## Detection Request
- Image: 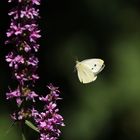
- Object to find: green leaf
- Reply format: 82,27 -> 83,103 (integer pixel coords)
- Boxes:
25,120 -> 39,133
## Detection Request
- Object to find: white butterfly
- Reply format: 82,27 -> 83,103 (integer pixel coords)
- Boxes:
75,58 -> 105,84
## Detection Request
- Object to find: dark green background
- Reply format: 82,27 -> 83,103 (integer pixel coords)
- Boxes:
0,0 -> 140,140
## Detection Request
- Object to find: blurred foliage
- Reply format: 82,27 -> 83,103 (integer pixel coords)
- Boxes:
0,0 -> 140,140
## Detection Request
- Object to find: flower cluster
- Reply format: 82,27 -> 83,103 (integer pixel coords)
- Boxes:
6,0 -> 40,107
32,84 -> 65,140
6,0 -> 64,139
8,0 -> 40,5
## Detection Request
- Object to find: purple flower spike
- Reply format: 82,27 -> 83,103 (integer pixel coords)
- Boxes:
6,0 -> 40,120
6,0 -> 64,139
6,88 -> 21,100
32,84 -> 65,140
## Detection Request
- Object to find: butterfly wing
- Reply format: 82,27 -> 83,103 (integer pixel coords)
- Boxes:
81,59 -> 104,74
76,62 -> 97,84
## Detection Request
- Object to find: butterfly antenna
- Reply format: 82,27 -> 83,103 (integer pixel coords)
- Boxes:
73,56 -> 78,72
75,56 -> 79,64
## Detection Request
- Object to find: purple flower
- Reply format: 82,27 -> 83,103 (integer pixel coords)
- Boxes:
32,84 -> 64,140
40,133 -> 57,140
8,0 -> 22,2
25,24 -> 37,31
24,24 -> 41,42
8,10 -> 18,19
27,56 -> 39,66
23,41 -> 31,52
31,0 -> 40,5
39,84 -> 61,103
6,88 -> 21,100
31,108 -> 39,118
21,7 -> 39,19
15,72 -> 28,84
6,87 -> 23,106
33,44 -> 40,52
11,108 -> 32,121
6,53 -> 24,69
7,22 -> 25,37
47,84 -> 60,94
26,91 -> 38,102
31,74 -> 39,82
29,29 -> 41,42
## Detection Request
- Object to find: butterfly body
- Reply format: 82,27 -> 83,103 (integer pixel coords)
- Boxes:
75,59 -> 105,84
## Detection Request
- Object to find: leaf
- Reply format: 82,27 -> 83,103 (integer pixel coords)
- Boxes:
25,120 -> 39,133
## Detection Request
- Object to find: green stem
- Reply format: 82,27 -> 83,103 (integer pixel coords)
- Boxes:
22,133 -> 26,140
20,121 -> 26,140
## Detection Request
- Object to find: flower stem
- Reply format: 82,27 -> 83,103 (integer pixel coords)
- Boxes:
22,133 -> 26,140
